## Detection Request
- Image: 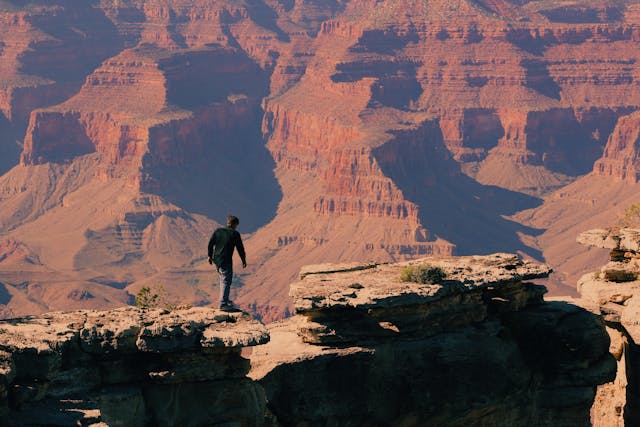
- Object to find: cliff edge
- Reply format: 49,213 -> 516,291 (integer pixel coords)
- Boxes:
0,253 -> 615,426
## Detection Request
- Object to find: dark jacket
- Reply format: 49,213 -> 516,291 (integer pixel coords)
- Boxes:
207,227 -> 246,268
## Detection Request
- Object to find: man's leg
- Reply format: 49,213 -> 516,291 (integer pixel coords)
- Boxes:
217,264 -> 233,306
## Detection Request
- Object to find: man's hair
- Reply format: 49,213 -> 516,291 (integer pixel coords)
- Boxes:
227,215 -> 240,227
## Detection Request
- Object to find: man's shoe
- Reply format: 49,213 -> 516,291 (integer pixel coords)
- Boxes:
219,300 -> 234,310
220,300 -> 241,312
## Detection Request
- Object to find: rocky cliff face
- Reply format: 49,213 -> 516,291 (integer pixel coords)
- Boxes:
0,0 -> 123,173
2,0 -> 640,320
574,228 -> 640,426
0,253 -> 616,426
593,111 -> 640,182
0,306 -> 270,426
252,253 -> 615,426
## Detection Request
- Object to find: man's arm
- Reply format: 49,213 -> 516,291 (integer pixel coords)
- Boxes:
235,231 -> 247,268
207,232 -> 217,264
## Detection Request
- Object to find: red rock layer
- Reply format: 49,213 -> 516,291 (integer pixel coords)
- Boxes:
4,0 -> 640,320
0,1 -> 122,119
593,111 -> 640,182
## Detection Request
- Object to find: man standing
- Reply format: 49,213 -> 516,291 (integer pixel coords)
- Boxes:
207,215 -> 247,310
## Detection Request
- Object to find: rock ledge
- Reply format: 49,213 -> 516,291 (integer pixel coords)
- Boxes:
0,307 -> 268,426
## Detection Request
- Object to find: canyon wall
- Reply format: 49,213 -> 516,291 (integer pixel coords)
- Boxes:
2,0 -> 640,320
593,111 -> 640,183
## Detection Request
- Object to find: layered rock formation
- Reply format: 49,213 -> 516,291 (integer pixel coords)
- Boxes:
242,0 -> 640,317
2,0 -> 640,320
0,0 -> 283,318
0,306 -> 269,426
0,0 -> 123,173
593,111 -> 640,183
574,228 -> 640,426
0,253 -> 616,426
251,253 -> 615,426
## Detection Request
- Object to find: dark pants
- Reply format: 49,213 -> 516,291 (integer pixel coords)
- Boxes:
216,264 -> 233,306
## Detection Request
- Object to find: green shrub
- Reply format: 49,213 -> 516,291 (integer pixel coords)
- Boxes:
620,203 -> 640,227
400,264 -> 446,284
135,286 -> 159,308
135,285 -> 177,310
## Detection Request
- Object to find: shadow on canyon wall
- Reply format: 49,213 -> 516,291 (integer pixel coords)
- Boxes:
0,117 -> 22,175
375,121 -> 545,258
524,108 -> 622,177
149,50 -> 282,233
152,117 -> 282,234
18,0 -> 124,83
0,283 -> 11,306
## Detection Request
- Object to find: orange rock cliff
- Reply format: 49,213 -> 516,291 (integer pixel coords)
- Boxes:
2,0 -> 640,320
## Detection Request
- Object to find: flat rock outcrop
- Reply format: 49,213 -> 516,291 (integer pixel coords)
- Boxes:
0,307 -> 269,426
576,228 -> 640,426
251,253 -> 615,426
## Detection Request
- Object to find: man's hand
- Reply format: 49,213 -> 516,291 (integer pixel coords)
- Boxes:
242,261 -> 247,268
208,256 -> 213,265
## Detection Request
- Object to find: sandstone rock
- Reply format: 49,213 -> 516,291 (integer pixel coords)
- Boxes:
0,306 -> 269,426
0,253 -> 618,426
591,326 -> 628,427
577,229 -> 640,344
593,111 -> 640,183
99,387 -> 147,427
620,296 -> 640,344
143,379 -> 267,427
0,351 -> 15,387
577,228 -> 640,253
290,254 -> 550,345
135,308 -> 269,352
577,228 -> 625,250
576,227 -> 640,425
292,254 -> 551,313
602,262 -> 639,282
147,351 -> 250,384
80,307 -> 143,354
255,317 -> 530,426
252,254 -> 612,427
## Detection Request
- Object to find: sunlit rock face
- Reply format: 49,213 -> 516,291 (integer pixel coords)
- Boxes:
2,0 -> 640,321
576,228 -> 640,426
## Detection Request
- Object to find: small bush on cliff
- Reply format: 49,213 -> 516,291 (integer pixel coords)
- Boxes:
135,285 -> 177,310
620,203 -> 640,227
400,264 -> 446,284
135,287 -> 158,308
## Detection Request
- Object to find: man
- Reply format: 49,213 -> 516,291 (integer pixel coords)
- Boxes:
207,215 -> 247,309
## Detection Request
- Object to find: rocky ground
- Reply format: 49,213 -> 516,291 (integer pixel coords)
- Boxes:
0,253 -> 617,426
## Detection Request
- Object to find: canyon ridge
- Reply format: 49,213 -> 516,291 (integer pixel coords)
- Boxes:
1,0 -> 640,321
